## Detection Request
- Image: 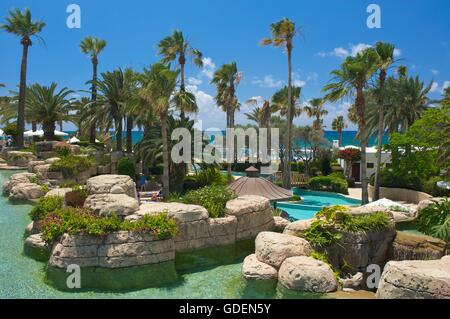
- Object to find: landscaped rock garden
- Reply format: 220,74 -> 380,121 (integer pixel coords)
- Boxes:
19,174 -> 277,290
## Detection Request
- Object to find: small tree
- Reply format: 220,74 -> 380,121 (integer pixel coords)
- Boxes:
336,148 -> 361,179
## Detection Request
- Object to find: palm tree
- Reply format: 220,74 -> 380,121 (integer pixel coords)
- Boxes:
323,49 -> 378,204
304,98 -> 328,131
271,86 -> 302,168
80,36 -> 107,144
331,115 -> 347,147
93,69 -> 126,152
25,83 -> 73,140
137,63 -> 178,198
1,8 -> 45,148
158,30 -> 203,117
261,18 -> 299,188
211,62 -> 241,181
372,42 -> 395,201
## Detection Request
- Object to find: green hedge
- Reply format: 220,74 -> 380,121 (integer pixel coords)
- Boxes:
178,185 -> 236,218
309,175 -> 348,194
49,155 -> 95,178
117,157 -> 135,179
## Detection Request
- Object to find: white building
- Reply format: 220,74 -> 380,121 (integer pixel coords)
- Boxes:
337,145 -> 392,182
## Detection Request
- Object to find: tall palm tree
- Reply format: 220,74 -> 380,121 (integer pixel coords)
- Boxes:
304,98 -> 328,131
80,36 -> 107,144
1,8 -> 45,148
331,115 -> 347,147
158,30 -> 203,117
373,42 -> 395,201
211,62 -> 241,181
272,86 -> 302,168
323,49 -> 378,204
261,18 -> 299,188
25,83 -> 73,140
93,69 -> 126,152
137,63 -> 178,198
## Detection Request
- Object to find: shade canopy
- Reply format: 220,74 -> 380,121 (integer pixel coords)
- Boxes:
24,130 -> 68,137
68,136 -> 80,144
227,166 -> 293,201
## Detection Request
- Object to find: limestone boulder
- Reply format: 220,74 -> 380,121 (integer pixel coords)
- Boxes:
44,157 -> 61,164
273,216 -> 291,232
35,164 -> 51,179
255,231 -> 312,268
3,172 -> 37,195
376,256 -> 450,299
225,195 -> 270,216
45,188 -> 72,198
86,174 -> 137,198
6,151 -> 36,167
35,141 -> 58,153
340,272 -> 364,291
242,254 -> 278,280
278,256 -> 338,293
283,219 -> 314,237
28,160 -> 46,173
9,183 -> 45,201
418,198 -> 444,212
84,193 -> 139,217
23,233 -> 50,261
127,202 -> 209,223
388,231 -> 447,261
24,233 -> 48,251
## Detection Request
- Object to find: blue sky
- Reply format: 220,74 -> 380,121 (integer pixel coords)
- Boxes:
0,0 -> 449,131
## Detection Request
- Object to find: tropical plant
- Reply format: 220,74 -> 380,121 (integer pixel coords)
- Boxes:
323,48 -> 379,204
331,115 -> 347,147
309,175 -> 349,194
24,83 -> 73,140
372,42 -> 395,201
416,199 -> 450,242
211,62 -> 241,182
80,36 -> 107,143
1,8 -> 45,147
336,148 -> 361,179
180,185 -> 236,218
137,63 -> 179,198
261,18 -> 299,189
304,98 -> 328,131
157,30 -> 203,117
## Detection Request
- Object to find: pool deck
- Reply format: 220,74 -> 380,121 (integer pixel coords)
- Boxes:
346,184 -> 372,201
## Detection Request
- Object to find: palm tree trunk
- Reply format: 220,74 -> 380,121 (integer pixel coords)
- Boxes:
43,120 -> 55,141
89,59 -> 98,144
161,112 -> 170,198
284,46 -> 293,189
126,116 -> 133,153
357,89 -> 369,204
116,117 -> 123,151
374,70 -> 386,201
17,42 -> 29,148
338,129 -> 342,147
226,108 -> 232,182
179,56 -> 186,118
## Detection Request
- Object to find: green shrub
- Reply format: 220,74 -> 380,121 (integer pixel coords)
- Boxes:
301,206 -> 391,247
40,208 -> 178,243
29,196 -> 65,222
117,157 -> 135,179
416,198 -> 450,242
54,143 -> 71,157
328,172 -> 345,179
291,162 -> 298,172
49,155 -> 95,178
149,164 -> 164,175
309,175 -> 348,194
180,185 -> 236,218
320,157 -> 332,176
291,195 -> 301,201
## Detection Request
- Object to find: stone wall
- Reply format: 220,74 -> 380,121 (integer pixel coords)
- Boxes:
388,231 -> 447,261
368,184 -> 432,204
49,232 -> 175,269
126,195 -> 275,253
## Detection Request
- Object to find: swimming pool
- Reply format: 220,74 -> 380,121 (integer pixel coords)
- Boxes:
276,189 -> 361,221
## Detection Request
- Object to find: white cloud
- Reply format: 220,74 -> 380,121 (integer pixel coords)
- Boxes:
201,57 -> 216,79
319,43 -> 401,59
187,77 -> 203,85
186,84 -> 226,128
430,69 -> 440,76
252,75 -> 284,88
430,82 -> 440,93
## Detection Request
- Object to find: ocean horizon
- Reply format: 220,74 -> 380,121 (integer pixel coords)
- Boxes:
63,130 -> 389,147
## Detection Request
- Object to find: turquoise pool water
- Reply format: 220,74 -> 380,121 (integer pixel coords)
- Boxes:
276,189 -> 361,221
0,170 -> 320,299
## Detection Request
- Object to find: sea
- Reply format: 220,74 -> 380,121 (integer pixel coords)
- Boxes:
63,130 -> 389,147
